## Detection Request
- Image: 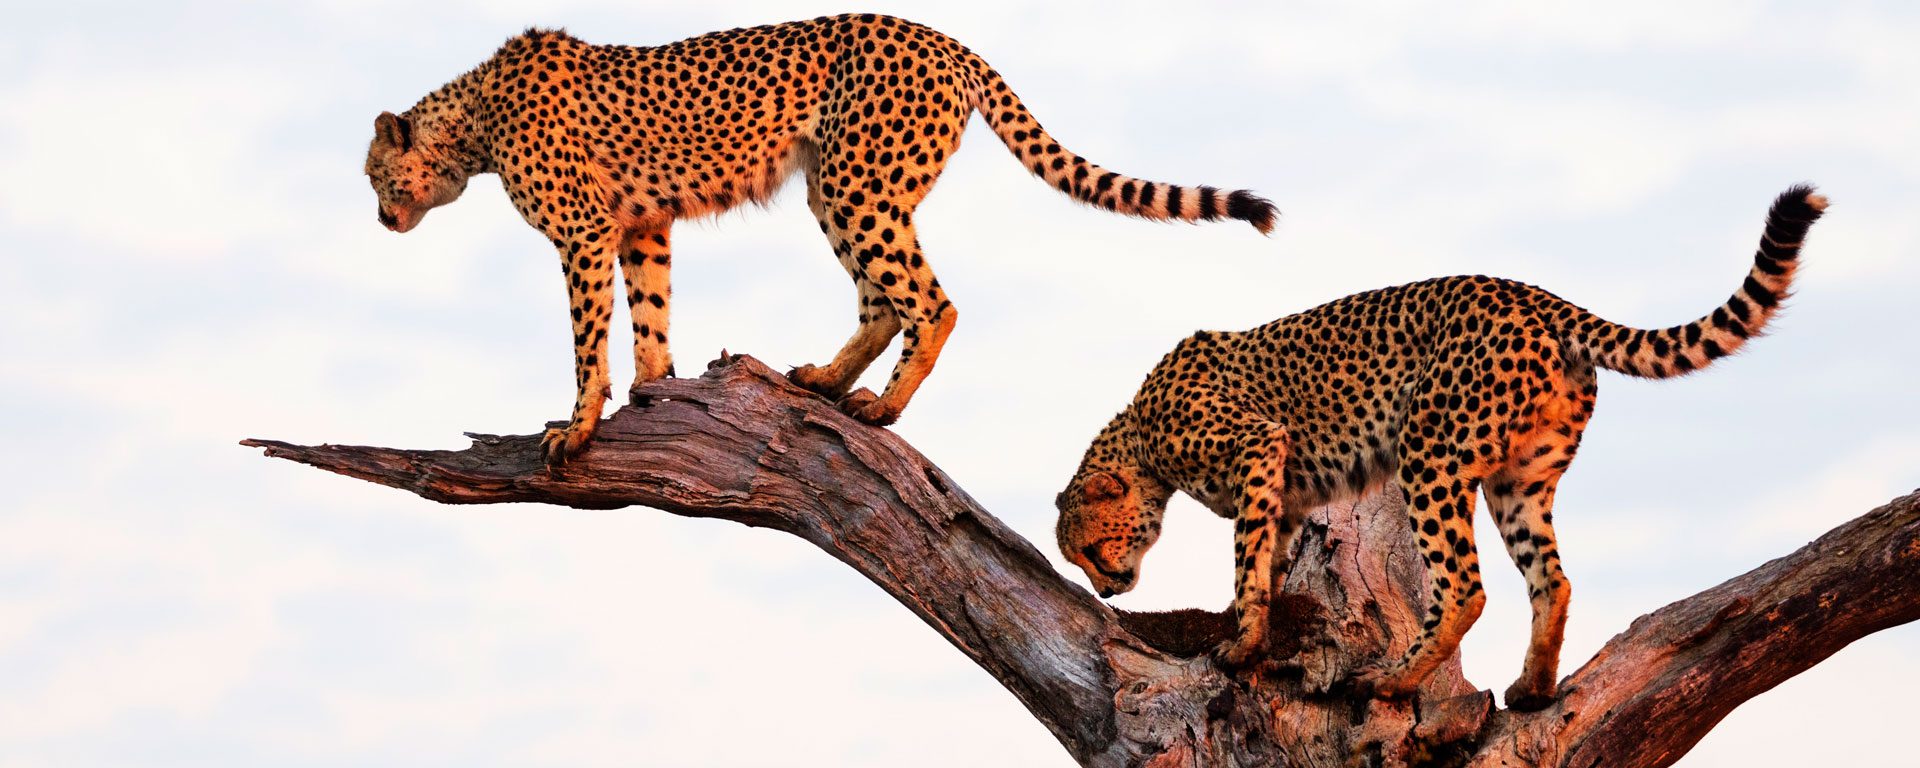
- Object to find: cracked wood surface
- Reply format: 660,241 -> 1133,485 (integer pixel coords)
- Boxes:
245,354 -> 1920,767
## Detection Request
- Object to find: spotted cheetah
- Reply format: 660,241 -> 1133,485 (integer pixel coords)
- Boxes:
1055,187 -> 1826,709
363,14 -> 1277,465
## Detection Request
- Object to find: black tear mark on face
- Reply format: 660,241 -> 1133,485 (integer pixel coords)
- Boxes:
1081,544 -> 1135,582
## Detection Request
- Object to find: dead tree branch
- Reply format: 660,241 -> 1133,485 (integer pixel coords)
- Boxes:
244,354 -> 1920,767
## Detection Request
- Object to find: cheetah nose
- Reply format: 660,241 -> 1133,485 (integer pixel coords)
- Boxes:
377,207 -> 399,230
1098,588 -> 1116,599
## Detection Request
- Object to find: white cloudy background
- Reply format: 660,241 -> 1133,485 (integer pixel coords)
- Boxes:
3,1 -> 1917,765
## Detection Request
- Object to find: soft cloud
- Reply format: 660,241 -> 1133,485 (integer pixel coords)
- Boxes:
0,66 -> 304,260
1739,436 -> 1920,548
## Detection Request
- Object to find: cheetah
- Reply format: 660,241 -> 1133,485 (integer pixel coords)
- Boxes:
1055,187 -> 1827,710
362,14 -> 1277,465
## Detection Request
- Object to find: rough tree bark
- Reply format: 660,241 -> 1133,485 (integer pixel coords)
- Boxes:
243,354 -> 1920,767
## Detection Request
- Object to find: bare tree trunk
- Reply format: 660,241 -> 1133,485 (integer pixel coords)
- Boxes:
243,354 -> 1920,767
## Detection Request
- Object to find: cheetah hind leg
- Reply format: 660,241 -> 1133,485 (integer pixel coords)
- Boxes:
796,221 -> 949,427
788,172 -> 903,403
1353,475 -> 1488,698
1487,469 -> 1573,712
837,226 -> 955,427
621,227 -> 676,407
788,282 -> 898,401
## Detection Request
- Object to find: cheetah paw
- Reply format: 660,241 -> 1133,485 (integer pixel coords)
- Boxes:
1351,660 -> 1418,700
786,364 -> 848,399
631,363 -> 676,406
1213,632 -> 1269,670
837,387 -> 899,426
540,423 -> 594,466
1503,677 -> 1558,712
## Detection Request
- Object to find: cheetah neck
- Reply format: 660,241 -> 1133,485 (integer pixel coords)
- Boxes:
405,65 -> 495,177
1079,411 -> 1176,510
1077,411 -> 1141,476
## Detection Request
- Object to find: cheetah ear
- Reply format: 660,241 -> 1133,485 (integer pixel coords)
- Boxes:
375,111 -> 413,151
1084,472 -> 1127,502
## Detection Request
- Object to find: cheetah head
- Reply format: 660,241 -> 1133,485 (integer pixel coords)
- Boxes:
365,111 -> 470,233
1055,469 -> 1165,599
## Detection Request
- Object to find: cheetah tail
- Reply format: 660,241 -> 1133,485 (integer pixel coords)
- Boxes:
953,47 -> 1278,234
1564,185 -> 1827,379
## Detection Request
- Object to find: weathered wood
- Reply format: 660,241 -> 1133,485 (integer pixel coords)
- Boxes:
1471,488 -> 1920,768
244,354 -> 1920,767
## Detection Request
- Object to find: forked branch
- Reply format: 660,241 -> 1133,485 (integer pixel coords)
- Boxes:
244,354 -> 1920,767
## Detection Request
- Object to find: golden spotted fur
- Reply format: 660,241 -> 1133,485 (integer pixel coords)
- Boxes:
1056,188 -> 1826,709
363,14 -> 1275,464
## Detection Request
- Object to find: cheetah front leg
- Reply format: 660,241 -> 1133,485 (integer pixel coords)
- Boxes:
538,225 -> 621,466
621,227 -> 674,404
1216,423 -> 1302,668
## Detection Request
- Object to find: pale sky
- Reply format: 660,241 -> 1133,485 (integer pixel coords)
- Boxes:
3,1 -> 1917,765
